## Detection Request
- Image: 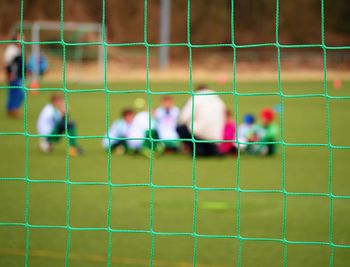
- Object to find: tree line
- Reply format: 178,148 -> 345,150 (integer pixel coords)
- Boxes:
1,0 -> 349,45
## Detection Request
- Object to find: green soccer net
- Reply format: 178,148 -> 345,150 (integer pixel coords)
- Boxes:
0,0 -> 350,266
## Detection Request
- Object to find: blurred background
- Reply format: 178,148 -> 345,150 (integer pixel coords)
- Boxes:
0,0 -> 349,82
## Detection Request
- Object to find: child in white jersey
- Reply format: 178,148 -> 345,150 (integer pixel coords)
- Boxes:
154,95 -> 180,151
102,108 -> 134,154
237,114 -> 260,153
126,99 -> 164,157
37,93 -> 83,156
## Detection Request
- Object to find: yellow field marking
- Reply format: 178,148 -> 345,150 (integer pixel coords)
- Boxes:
0,247 -> 224,267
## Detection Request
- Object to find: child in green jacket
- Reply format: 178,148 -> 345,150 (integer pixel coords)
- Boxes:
257,108 -> 279,156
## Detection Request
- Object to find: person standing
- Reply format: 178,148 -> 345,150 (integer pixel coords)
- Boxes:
3,33 -> 26,118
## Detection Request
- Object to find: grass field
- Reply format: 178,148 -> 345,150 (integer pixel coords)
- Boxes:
1,80 -> 350,267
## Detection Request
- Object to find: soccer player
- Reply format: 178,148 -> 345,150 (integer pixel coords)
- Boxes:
256,108 -> 279,156
237,113 -> 260,153
218,109 -> 237,155
3,33 -> 26,118
177,85 -> 226,156
37,93 -> 83,156
102,108 -> 134,154
154,95 -> 180,151
126,98 -> 164,157
126,108 -> 164,157
126,110 -> 157,156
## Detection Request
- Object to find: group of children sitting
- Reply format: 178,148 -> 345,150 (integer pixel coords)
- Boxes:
218,109 -> 279,156
101,95 -> 279,157
37,92 -> 279,157
102,96 -> 180,157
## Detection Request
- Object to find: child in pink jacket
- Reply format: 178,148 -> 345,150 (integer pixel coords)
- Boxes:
218,110 -> 237,155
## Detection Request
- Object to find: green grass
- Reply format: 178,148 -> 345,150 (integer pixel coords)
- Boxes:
0,80 -> 350,267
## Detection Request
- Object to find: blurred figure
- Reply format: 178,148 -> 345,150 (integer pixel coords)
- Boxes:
177,85 -> 226,156
256,108 -> 279,156
27,51 -> 49,91
3,33 -> 26,118
102,108 -> 134,154
154,95 -> 180,152
237,113 -> 260,153
127,99 -> 163,157
218,109 -> 237,155
37,93 -> 83,156
27,52 -> 49,77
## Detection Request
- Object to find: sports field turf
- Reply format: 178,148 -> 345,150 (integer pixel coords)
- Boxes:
0,80 -> 350,266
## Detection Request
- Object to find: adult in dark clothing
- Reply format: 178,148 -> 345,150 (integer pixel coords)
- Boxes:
3,33 -> 26,118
